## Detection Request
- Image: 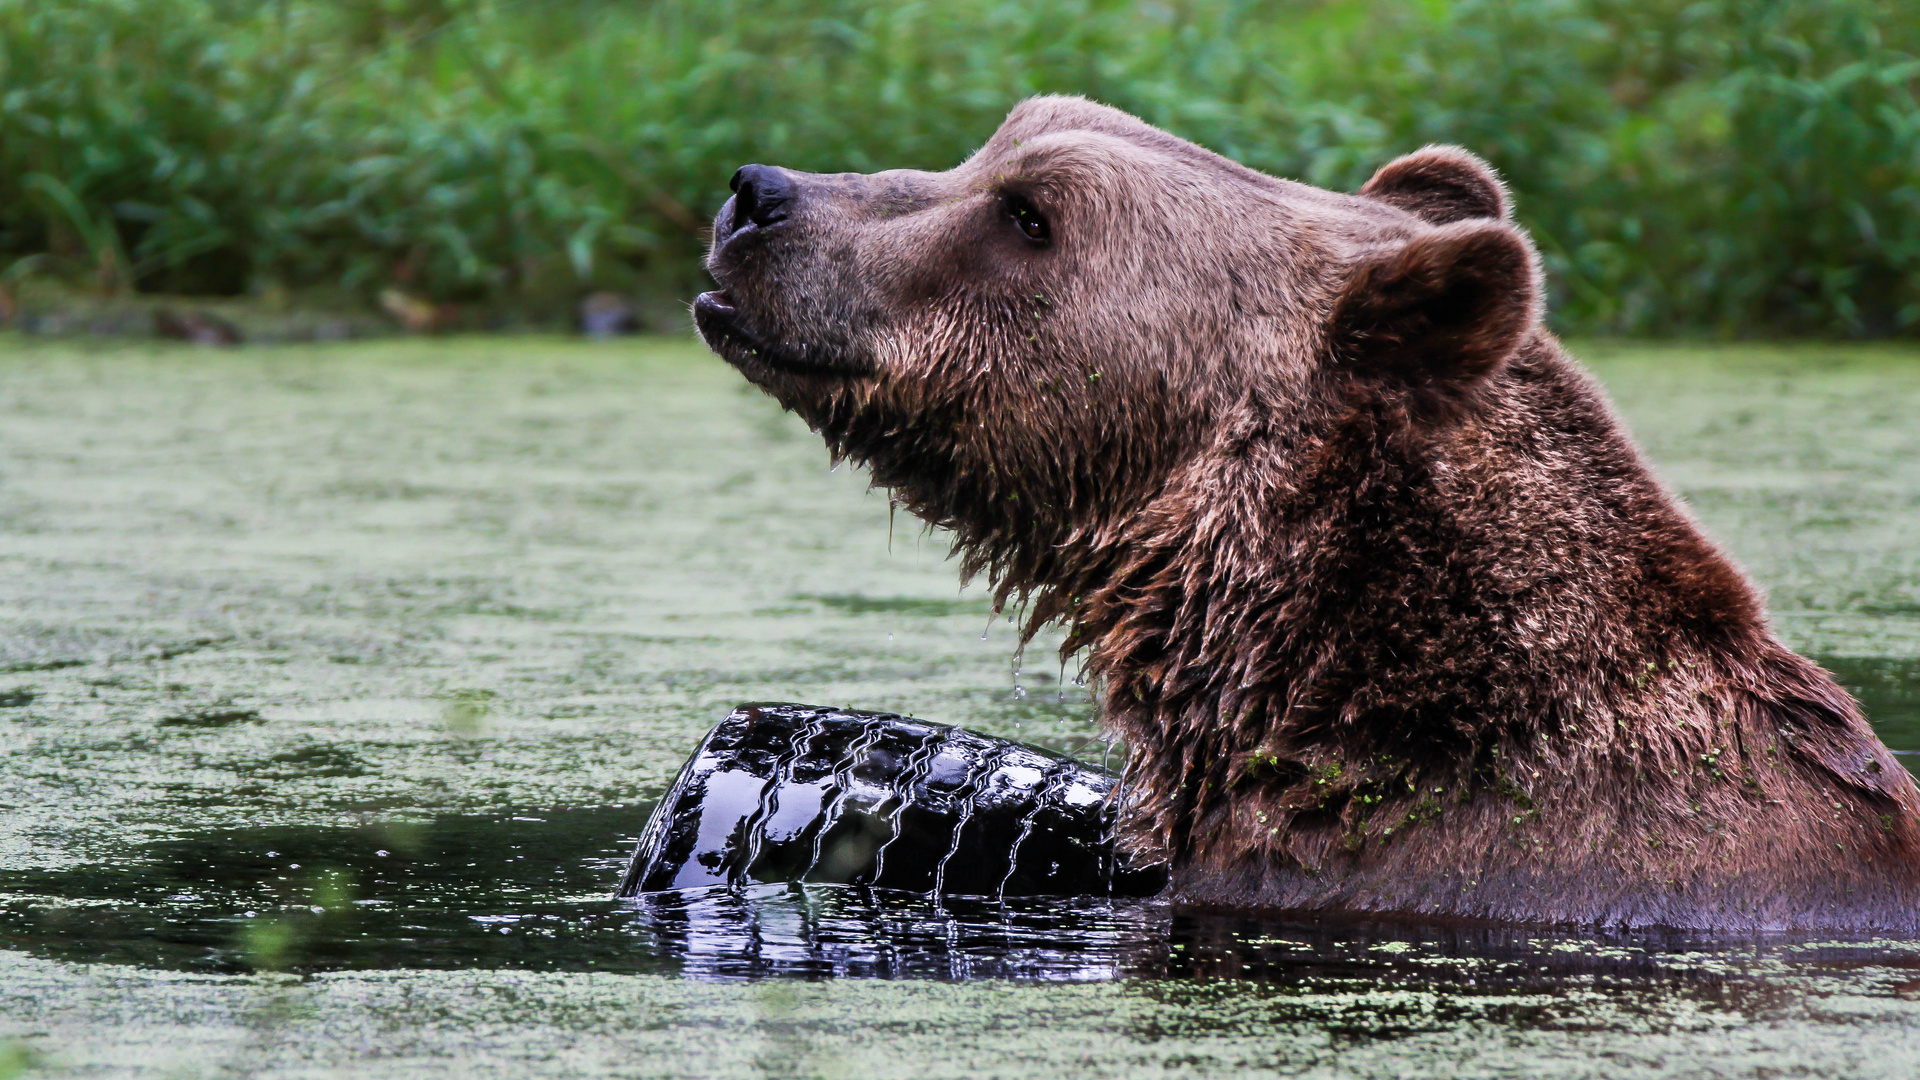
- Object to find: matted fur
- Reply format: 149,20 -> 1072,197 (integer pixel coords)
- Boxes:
694,96 -> 1920,930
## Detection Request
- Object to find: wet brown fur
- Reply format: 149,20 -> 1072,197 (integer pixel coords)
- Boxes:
695,96 -> 1920,930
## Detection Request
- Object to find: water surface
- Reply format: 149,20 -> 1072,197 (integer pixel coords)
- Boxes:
2,336 -> 1919,1077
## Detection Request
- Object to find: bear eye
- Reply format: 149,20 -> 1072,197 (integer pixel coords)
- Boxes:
1005,195 -> 1050,244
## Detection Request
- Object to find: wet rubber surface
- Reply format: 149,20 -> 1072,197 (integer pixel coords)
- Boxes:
620,704 -> 1164,898
2,336 -> 1919,1077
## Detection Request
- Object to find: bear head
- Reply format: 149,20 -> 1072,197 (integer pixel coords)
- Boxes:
695,96 -> 1539,621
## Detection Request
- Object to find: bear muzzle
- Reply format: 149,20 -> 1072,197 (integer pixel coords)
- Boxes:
698,164 -> 877,381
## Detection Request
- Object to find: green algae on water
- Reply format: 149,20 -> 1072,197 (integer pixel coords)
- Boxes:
2,335 -> 1920,1078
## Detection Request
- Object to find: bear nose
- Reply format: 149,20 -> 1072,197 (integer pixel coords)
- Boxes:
729,164 -> 792,229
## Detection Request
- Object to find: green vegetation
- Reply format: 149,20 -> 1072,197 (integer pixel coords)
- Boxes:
1,0 -> 1915,335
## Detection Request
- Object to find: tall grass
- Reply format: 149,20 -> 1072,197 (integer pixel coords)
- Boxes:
1,0 -> 1915,335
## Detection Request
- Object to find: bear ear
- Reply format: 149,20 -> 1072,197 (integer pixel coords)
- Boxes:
1328,220 -> 1540,407
1360,146 -> 1510,225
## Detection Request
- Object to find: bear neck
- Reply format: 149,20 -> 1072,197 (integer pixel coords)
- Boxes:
1065,338 -> 1920,913
822,382 -> 1187,628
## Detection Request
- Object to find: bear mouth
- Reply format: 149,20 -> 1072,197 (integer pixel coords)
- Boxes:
693,292 -> 868,379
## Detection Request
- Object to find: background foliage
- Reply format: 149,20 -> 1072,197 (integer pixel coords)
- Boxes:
1,0 -> 1915,335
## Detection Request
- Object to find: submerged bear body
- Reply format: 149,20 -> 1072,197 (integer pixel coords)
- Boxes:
693,96 -> 1920,930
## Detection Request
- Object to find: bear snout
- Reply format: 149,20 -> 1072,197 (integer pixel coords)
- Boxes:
725,164 -> 795,238
699,163 -> 883,383
711,164 -> 797,269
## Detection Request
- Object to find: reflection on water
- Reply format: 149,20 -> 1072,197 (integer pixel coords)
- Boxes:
627,885 -> 1920,1029
8,802 -> 1920,1029
0,806 -> 650,975
632,886 -> 1164,982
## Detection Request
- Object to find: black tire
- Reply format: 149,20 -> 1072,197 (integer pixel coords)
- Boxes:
618,703 -> 1165,899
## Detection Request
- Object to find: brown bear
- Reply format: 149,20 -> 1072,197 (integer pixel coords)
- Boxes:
693,95 -> 1920,930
